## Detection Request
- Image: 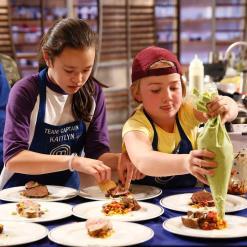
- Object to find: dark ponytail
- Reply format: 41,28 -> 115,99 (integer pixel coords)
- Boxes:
38,18 -> 98,122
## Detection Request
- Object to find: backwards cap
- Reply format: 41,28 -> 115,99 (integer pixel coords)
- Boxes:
131,46 -> 182,83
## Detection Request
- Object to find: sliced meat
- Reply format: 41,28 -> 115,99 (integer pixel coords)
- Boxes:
86,218 -> 113,238
22,185 -> 49,198
16,200 -> 45,218
191,190 -> 214,206
181,210 -> 207,229
121,197 -> 141,211
106,183 -> 130,197
25,181 -> 40,189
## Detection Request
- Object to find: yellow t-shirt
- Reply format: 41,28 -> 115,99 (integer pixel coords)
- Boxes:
122,102 -> 201,153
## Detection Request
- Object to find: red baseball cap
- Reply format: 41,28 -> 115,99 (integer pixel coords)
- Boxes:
131,46 -> 182,83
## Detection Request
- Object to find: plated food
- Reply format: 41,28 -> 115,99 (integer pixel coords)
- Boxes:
160,192 -> 247,213
163,215 -> 247,239
0,185 -> 78,202
86,218 -> 113,238
99,180 -> 117,194
181,210 -> 227,230
105,183 -> 130,198
16,200 -> 45,218
99,180 -> 131,198
72,200 -> 164,222
48,221 -> 154,246
20,181 -> 49,198
0,201 -> 72,223
189,190 -> 215,208
102,196 -> 141,216
181,191 -> 227,231
79,184 -> 162,201
0,223 -> 3,234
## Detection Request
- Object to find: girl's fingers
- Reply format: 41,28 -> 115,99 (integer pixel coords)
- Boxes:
125,166 -> 134,191
193,164 -> 215,176
137,172 -> 145,180
190,149 -> 215,159
95,164 -> 111,182
208,104 -> 228,117
207,96 -> 231,120
91,169 -> 101,183
105,166 -> 111,181
104,165 -> 111,181
117,156 -> 125,184
96,166 -> 106,182
132,168 -> 140,180
194,173 -> 209,185
193,158 -> 217,168
207,95 -> 223,108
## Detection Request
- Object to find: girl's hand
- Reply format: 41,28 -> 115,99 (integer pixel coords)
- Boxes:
117,152 -> 145,190
73,157 -> 111,183
207,95 -> 238,124
186,149 -> 217,185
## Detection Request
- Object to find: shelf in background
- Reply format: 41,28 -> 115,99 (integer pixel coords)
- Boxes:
10,0 -> 98,76
180,0 -> 247,64
155,0 -> 179,56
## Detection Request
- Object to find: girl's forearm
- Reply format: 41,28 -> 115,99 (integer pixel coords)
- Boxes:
6,150 -> 71,174
132,151 -> 189,177
6,150 -> 120,175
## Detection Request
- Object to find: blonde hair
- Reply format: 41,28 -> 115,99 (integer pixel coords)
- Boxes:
131,60 -> 186,103
131,79 -> 141,103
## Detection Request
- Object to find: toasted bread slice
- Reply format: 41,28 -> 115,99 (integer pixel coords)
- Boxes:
99,180 -> 117,193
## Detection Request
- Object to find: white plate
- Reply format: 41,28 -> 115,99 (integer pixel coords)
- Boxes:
0,221 -> 48,246
160,193 -> 247,213
0,202 -> 72,222
163,215 -> 247,239
72,200 -> 164,222
79,184 -> 162,201
0,185 -> 78,202
48,221 -> 154,246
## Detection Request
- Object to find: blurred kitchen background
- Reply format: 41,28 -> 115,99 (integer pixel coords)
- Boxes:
0,0 -> 247,152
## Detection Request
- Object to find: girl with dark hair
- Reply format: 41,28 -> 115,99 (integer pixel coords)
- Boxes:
0,18 -> 131,189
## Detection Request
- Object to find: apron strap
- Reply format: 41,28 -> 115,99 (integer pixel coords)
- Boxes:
143,109 -> 158,151
175,114 -> 193,152
37,68 -> 48,124
143,109 -> 192,153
